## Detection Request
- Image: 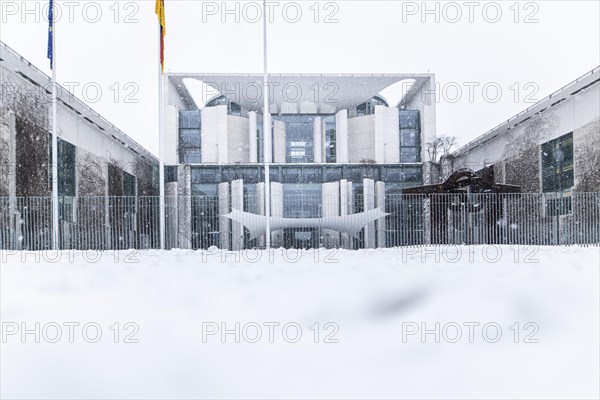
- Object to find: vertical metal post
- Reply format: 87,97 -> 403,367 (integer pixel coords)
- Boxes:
158,27 -> 165,250
263,0 -> 271,249
51,11 -> 59,250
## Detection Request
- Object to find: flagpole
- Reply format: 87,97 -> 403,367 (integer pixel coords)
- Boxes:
262,0 -> 271,250
51,5 -> 59,251
158,26 -> 165,250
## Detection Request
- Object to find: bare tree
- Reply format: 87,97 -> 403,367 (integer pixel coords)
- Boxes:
426,135 -> 458,162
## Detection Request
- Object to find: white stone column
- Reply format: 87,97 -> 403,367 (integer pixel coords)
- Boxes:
177,165 -> 192,249
322,181 -> 340,248
273,120 -> 286,163
384,107 -> 400,163
248,111 -> 258,163
216,105 -> 229,164
256,182 -> 265,247
218,182 -> 230,250
375,181 -> 386,248
374,106 -> 386,164
231,179 -> 244,250
339,179 -> 349,249
421,75 -> 437,163
346,181 -> 354,249
165,182 -> 178,250
313,116 -> 322,163
363,178 -> 376,249
270,182 -> 284,247
335,109 -> 348,163
163,104 -> 179,165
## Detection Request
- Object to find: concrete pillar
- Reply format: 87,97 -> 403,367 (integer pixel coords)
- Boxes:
375,181 -> 386,248
374,106 -> 386,164
440,155 -> 454,181
231,179 -> 244,250
313,116 -> 322,163
164,104 -> 179,165
256,182 -> 265,247
423,161 -> 441,185
423,198 -> 432,245
165,181 -> 178,250
335,109 -> 348,163
218,182 -> 230,250
346,181 -> 354,249
363,178 -> 376,249
273,120 -> 286,163
321,118 -> 328,162
270,182 -> 284,247
177,165 -> 192,249
216,105 -> 229,164
421,75 -> 437,163
322,181 -> 340,248
384,107 -> 400,163
248,111 -> 258,163
339,179 -> 349,249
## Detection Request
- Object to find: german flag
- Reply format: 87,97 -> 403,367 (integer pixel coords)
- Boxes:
155,0 -> 166,72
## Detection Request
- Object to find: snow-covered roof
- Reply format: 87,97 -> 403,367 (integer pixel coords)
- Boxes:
453,66 -> 600,157
0,41 -> 157,164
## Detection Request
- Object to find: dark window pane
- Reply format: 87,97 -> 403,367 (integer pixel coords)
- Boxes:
123,172 -> 136,197
323,167 -> 342,182
401,129 -> 419,146
222,168 -> 237,182
541,132 -> 573,193
181,148 -> 201,164
399,110 -> 420,129
301,167 -> 321,183
282,167 -> 301,183
180,111 -> 201,129
345,167 -> 364,182
240,167 -> 261,183
401,147 -> 420,163
180,129 -> 201,147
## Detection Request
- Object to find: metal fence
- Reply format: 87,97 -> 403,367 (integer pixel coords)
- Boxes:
0,193 -> 598,250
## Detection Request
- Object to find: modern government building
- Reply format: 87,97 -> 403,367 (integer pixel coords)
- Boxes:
160,73 -> 437,249
1,39 -> 598,250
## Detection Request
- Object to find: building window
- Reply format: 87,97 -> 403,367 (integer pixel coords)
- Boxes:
164,166 -> 178,184
541,132 -> 573,193
399,110 -> 421,163
179,110 -> 201,163
57,138 -> 76,197
123,172 -> 136,197
356,96 -> 388,116
324,115 -> 336,163
205,95 -> 242,116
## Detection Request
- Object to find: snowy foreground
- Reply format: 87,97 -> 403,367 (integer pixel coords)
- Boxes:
1,246 -> 599,399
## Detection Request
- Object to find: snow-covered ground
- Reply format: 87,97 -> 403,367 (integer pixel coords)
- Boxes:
1,246 -> 599,399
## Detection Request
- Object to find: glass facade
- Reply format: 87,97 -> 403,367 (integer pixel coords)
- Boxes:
189,164 -> 421,187
324,115 -> 336,163
179,110 -> 201,164
399,110 -> 421,163
205,95 -> 242,116
541,132 -> 574,193
57,138 -> 76,197
356,96 -> 389,116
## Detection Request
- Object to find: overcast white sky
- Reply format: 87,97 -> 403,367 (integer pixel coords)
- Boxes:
1,0 -> 599,156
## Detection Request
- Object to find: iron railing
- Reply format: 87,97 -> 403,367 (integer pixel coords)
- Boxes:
0,193 -> 598,250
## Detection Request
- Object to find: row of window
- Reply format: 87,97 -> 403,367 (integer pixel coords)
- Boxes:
184,165 -> 423,185
179,106 -> 422,165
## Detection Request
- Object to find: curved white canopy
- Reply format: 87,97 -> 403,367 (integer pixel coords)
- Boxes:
225,207 -> 389,240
